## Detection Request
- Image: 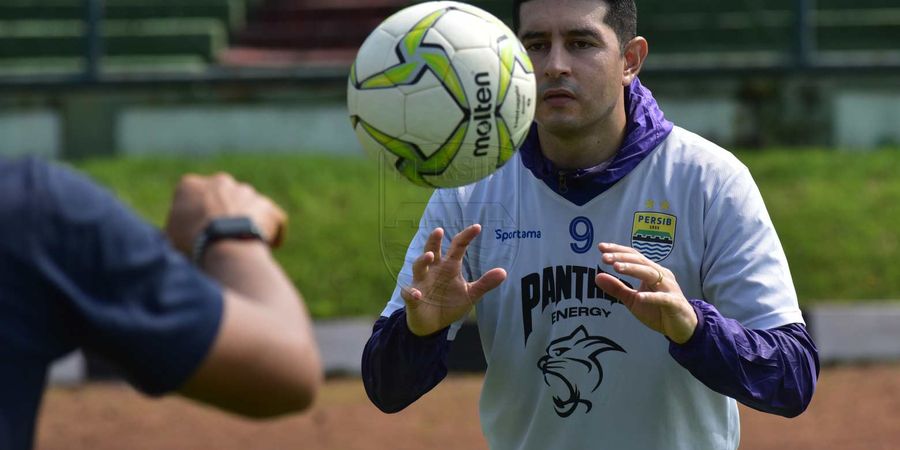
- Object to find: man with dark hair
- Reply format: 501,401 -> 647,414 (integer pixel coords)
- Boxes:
513,0 -> 636,48
0,158 -> 322,450
363,1 -> 818,448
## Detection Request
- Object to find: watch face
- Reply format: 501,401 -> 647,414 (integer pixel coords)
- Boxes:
209,217 -> 262,239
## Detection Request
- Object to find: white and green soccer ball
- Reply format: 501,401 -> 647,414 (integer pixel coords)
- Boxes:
348,1 -> 536,188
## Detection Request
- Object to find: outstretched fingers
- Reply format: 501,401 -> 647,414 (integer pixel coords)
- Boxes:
445,224 -> 482,262
595,273 -> 638,308
467,268 -> 507,302
411,251 -> 435,282
423,228 -> 444,261
400,285 -> 423,309
600,251 -> 650,266
596,273 -> 674,309
599,242 -> 667,291
609,260 -> 664,289
598,242 -> 641,256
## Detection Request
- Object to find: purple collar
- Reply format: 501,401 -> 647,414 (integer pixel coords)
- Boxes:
518,78 -> 673,206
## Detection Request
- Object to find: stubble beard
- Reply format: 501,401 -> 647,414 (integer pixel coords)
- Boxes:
536,98 -> 615,140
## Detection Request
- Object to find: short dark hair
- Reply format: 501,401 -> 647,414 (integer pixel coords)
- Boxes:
513,0 -> 637,51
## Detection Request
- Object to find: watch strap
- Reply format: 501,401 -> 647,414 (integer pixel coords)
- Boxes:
191,216 -> 266,265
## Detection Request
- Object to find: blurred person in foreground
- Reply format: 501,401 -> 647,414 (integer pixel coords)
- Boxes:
362,0 -> 819,448
0,157 -> 322,450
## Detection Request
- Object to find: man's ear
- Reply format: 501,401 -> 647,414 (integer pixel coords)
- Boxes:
622,37 -> 648,86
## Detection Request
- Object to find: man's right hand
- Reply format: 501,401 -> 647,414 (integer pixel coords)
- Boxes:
401,224 -> 507,337
164,173 -> 287,258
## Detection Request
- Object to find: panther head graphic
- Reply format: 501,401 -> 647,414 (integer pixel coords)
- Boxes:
536,325 -> 625,418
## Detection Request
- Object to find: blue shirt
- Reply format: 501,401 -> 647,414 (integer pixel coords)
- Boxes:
0,157 -> 223,450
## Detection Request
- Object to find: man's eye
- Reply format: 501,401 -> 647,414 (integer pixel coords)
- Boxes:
525,42 -> 547,52
572,41 -> 592,49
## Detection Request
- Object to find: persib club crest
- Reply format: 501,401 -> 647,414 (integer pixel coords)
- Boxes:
631,212 -> 676,261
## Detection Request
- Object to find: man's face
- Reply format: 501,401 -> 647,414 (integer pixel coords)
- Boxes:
518,0 -> 627,137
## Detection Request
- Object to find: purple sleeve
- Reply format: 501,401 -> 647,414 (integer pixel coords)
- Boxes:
361,308 -> 450,413
669,299 -> 820,418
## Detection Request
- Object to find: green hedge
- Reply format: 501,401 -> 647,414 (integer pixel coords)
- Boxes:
72,149 -> 900,318
76,154 -> 430,319
0,1 -> 245,30
738,149 -> 900,305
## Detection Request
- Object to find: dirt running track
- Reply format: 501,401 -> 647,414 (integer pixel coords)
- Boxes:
37,363 -> 900,449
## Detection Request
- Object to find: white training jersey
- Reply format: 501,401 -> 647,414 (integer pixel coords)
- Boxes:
381,126 -> 804,450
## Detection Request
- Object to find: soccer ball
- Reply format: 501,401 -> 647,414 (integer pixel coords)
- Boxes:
347,1 -> 536,188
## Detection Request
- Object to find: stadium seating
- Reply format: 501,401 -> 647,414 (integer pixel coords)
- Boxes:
637,0 -> 900,70
443,0 -> 900,71
0,0 -> 897,76
815,8 -> 900,51
221,0 -> 409,68
0,19 -> 226,59
0,0 -> 244,76
0,1 -> 245,28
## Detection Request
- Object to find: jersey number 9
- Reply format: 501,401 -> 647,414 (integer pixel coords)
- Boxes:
569,216 -> 594,254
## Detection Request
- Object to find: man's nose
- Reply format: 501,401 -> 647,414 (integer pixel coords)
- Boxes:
544,44 -> 571,78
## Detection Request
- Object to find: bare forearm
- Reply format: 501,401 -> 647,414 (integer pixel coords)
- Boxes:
165,173 -> 322,416
201,241 -> 307,322
184,240 -> 322,416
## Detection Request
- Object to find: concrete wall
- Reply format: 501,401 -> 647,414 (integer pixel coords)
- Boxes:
0,110 -> 61,157
1,78 -> 898,159
118,104 -> 362,156
1,82 -> 366,159
834,91 -> 900,149
656,97 -> 739,146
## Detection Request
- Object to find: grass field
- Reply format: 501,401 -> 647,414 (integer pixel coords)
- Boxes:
71,148 -> 900,318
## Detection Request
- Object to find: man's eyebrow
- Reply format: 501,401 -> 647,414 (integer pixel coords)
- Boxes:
566,28 -> 604,41
519,28 -> 604,41
519,31 -> 549,41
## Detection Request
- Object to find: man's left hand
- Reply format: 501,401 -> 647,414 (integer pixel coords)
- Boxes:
595,242 -> 698,344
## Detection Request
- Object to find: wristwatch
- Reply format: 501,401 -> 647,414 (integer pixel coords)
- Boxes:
192,216 -> 266,265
